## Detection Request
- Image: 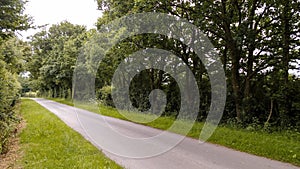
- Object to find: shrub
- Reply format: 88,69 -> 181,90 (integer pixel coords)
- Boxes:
22,91 -> 37,98
97,85 -> 114,107
0,60 -> 21,154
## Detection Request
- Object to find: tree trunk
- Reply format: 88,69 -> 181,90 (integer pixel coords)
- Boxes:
221,0 -> 243,121
282,0 -> 290,85
281,0 -> 291,125
222,47 -> 227,71
266,99 -> 273,124
231,51 -> 243,121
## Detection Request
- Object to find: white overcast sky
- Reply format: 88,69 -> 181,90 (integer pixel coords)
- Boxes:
19,0 -> 102,39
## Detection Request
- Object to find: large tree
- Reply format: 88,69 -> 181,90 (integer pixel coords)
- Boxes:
93,0 -> 300,127
0,0 -> 31,41
28,22 -> 87,98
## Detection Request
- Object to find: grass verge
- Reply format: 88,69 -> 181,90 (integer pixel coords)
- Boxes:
19,99 -> 122,169
50,98 -> 300,166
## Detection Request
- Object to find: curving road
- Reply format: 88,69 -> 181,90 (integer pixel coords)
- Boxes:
32,98 -> 299,169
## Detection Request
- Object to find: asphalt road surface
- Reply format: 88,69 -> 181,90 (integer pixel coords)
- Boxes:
32,98 -> 299,169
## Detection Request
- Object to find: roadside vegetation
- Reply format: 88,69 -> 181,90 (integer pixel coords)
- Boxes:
26,0 -> 300,132
51,98 -> 300,166
0,0 -> 31,156
1,0 -> 299,168
19,99 -> 122,169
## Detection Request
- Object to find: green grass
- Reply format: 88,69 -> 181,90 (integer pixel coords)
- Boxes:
19,99 -> 123,169
207,126 -> 299,164
50,98 -> 300,166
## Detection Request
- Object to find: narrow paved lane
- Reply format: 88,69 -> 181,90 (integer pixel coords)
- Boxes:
32,98 -> 299,169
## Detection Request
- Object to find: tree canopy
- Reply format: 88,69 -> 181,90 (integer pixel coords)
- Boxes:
0,0 -> 31,40
10,0 -> 300,132
90,0 -> 300,128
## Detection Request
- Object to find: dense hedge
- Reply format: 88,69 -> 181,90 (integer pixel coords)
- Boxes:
0,54 -> 22,154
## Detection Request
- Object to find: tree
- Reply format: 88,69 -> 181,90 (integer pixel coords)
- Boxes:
92,0 -> 300,128
0,0 -> 31,40
28,22 -> 87,98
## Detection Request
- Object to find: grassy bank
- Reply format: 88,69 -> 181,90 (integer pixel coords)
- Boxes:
50,98 -> 300,166
19,99 -> 122,169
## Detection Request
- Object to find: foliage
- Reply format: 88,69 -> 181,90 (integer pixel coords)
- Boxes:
97,85 -> 114,107
90,0 -> 300,129
0,37 -> 28,154
27,22 -> 88,98
0,0 -> 31,154
0,61 -> 20,154
28,0 -> 300,129
0,0 -> 31,40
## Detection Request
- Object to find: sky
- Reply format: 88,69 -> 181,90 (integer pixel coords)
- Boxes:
19,0 -> 102,39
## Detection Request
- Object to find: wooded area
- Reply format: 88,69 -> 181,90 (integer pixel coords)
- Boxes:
1,0 -> 300,154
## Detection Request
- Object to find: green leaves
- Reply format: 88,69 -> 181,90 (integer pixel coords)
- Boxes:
0,0 -> 31,40
92,0 -> 300,128
0,0 -> 31,154
28,21 -> 87,98
0,59 -> 21,154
